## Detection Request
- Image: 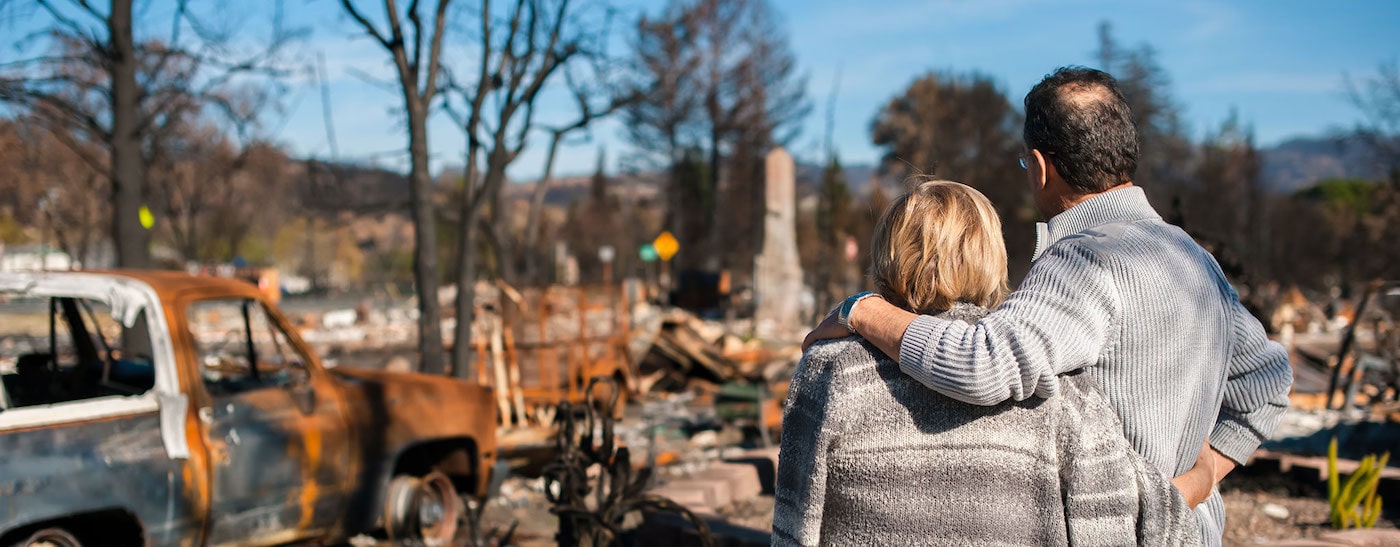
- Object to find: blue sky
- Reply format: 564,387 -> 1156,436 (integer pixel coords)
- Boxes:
7,1 -> 1400,181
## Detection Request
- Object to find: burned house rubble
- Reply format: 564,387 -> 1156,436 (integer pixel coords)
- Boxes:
4,267 -> 1399,545
277,275 -> 1400,545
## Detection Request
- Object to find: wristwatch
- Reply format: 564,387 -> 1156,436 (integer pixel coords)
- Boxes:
837,291 -> 881,333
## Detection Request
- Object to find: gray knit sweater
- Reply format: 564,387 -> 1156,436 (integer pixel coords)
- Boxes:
896,186 -> 1294,543
774,304 -> 1202,546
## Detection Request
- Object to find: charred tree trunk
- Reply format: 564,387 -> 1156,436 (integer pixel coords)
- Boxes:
341,0 -> 451,374
522,132 -> 565,284
452,205 -> 479,380
485,161 -> 517,286
109,0 -> 150,268
405,95 -> 445,375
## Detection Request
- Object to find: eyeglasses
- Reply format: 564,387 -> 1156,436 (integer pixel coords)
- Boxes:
1017,150 -> 1054,170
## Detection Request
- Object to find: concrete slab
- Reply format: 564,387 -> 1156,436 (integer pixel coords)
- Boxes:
724,447 -> 781,495
649,483 -> 712,510
691,462 -> 763,502
1315,529 -> 1400,546
1263,530 -> 1400,546
652,478 -> 733,511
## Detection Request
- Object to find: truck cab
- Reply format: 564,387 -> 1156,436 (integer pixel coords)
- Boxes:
0,271 -> 496,546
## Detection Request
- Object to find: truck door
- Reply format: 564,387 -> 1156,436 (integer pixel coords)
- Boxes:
187,298 -> 352,544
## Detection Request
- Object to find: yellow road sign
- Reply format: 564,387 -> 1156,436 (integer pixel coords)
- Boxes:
653,231 -> 679,261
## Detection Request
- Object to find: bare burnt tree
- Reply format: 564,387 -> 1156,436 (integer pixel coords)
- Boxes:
0,115 -> 108,266
622,0 -> 808,278
812,154 -> 852,310
1095,21 -> 1194,216
520,59 -> 638,284
622,7 -> 701,169
1347,61 -> 1400,177
559,152 -> 621,284
149,119 -> 292,263
200,83 -> 293,262
1341,61 -> 1400,285
622,5 -> 703,269
713,0 -> 809,285
692,0 -> 749,258
870,72 -> 1034,279
340,0 -> 452,374
439,0 -> 602,377
0,0 -> 297,269
1187,113 -> 1267,287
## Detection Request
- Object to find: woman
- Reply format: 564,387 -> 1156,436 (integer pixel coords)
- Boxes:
773,180 -> 1200,546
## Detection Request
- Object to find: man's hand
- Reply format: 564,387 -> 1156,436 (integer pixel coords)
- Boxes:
802,308 -> 853,352
1171,441 -> 1236,508
803,294 -> 916,363
1171,464 -> 1214,508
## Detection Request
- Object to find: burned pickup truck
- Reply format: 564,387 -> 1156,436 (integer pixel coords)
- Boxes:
0,271 -> 497,546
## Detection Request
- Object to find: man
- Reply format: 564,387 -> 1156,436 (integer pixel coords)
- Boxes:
805,66 -> 1293,544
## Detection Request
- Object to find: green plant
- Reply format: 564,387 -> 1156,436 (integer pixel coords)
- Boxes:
1328,436 -> 1389,529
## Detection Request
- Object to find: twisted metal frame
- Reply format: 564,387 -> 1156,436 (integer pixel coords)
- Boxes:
542,376 -> 714,547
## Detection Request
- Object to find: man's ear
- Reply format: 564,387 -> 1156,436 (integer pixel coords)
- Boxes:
1031,149 -> 1050,190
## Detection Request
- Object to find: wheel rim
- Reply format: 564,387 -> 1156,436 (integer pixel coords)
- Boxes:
416,471 -> 461,542
384,475 -> 423,541
24,528 -> 81,547
384,471 -> 461,543
418,486 -> 446,529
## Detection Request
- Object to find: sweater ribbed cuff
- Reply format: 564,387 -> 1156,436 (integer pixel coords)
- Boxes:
898,315 -> 950,378
1210,419 -> 1263,465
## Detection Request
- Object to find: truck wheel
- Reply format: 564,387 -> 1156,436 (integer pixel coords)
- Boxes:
19,528 -> 81,547
383,471 -> 461,543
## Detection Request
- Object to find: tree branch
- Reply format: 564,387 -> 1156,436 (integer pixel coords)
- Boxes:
421,0 -> 450,103
36,0 -> 102,45
31,117 -> 109,176
407,0 -> 424,78
70,0 -> 107,20
6,86 -> 113,143
340,0 -> 392,50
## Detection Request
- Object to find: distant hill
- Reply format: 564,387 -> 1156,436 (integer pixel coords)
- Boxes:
794,162 -> 879,198
818,137 -> 1394,198
309,136 -> 1388,215
1259,136 -> 1387,194
497,161 -> 881,206
501,170 -> 664,206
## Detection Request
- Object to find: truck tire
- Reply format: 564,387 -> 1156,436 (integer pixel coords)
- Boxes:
17,528 -> 81,547
383,470 -> 461,543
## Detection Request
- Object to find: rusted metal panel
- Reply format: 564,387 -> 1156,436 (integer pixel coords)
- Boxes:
196,384 -> 355,545
164,280 -> 361,544
0,412 -> 204,543
333,366 -> 499,497
471,283 -> 637,429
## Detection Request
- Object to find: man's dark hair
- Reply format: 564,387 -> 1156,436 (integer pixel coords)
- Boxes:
1023,66 -> 1138,194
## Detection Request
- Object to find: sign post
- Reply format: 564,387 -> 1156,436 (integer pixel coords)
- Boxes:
598,245 -> 615,285
638,244 -> 658,301
652,231 -> 680,303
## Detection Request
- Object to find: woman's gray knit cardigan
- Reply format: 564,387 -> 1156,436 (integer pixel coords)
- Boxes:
773,303 -> 1201,546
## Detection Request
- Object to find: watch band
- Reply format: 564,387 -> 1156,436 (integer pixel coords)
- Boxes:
838,291 -> 879,333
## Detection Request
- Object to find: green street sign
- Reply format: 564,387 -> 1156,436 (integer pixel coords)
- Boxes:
639,244 -> 658,263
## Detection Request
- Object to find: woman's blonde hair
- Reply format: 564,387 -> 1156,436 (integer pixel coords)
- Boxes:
869,179 -> 1009,313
